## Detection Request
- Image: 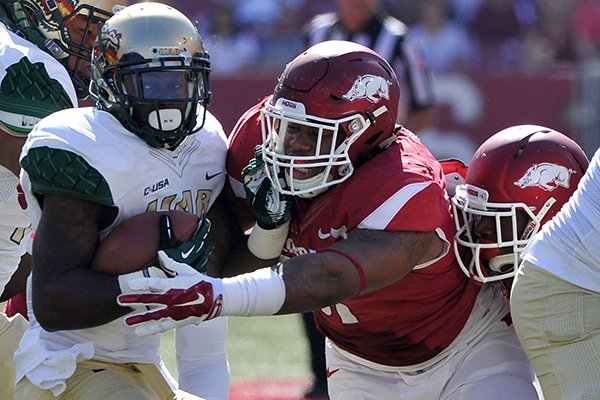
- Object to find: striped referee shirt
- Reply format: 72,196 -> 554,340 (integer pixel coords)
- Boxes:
303,12 -> 434,123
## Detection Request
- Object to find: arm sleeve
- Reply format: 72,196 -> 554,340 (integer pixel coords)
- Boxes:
175,317 -> 230,400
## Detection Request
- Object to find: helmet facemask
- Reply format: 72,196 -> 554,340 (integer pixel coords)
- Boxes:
58,4 -> 117,98
104,55 -> 209,149
261,97 -> 377,198
452,183 -> 552,283
451,124 -> 589,284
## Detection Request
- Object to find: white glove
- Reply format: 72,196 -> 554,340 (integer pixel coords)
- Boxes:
117,263 -> 176,295
117,250 -> 223,337
117,262 -> 178,315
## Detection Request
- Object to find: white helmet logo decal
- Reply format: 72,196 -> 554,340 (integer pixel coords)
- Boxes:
514,163 -> 576,191
342,74 -> 391,103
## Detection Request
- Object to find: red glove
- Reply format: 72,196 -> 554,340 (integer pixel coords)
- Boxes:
117,251 -> 223,336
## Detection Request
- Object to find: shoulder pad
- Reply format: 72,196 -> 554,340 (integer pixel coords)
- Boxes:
21,147 -> 114,206
0,57 -> 73,135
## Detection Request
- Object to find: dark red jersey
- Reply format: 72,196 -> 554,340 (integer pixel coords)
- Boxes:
227,100 -> 480,367
283,130 -> 480,366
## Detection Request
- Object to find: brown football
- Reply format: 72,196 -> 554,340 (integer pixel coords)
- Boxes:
91,210 -> 199,274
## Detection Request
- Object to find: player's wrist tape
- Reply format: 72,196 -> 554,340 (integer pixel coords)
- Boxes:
247,221 -> 289,259
220,266 -> 286,316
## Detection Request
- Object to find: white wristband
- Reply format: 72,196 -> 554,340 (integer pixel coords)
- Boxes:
220,267 -> 286,316
247,222 -> 289,259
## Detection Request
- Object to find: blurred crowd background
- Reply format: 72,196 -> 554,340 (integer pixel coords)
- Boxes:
151,0 -> 600,162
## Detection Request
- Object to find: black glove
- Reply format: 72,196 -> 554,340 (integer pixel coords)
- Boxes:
157,213 -> 214,273
242,145 -> 295,229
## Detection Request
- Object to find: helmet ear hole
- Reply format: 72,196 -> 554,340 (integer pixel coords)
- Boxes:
365,131 -> 383,145
356,131 -> 384,165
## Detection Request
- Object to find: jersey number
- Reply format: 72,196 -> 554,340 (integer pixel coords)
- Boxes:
321,303 -> 358,324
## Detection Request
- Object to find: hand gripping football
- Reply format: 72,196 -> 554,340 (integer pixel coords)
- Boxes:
91,210 -> 199,274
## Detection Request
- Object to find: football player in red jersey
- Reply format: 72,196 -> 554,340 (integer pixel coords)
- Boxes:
452,125 -> 589,295
450,125 -> 590,400
119,41 -> 542,399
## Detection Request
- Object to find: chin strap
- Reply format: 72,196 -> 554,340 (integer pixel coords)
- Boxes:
522,197 -> 556,240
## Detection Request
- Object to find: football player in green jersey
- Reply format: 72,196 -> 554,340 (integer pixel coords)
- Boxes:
13,3 -> 243,399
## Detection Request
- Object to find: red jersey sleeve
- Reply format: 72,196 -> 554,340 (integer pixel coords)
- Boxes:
359,181 -> 451,232
343,133 -> 452,233
226,96 -> 270,201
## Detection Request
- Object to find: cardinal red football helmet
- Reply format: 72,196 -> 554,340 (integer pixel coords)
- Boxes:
261,40 -> 400,198
452,125 -> 589,283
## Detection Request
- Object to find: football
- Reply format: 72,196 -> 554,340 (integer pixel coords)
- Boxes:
91,210 -> 199,274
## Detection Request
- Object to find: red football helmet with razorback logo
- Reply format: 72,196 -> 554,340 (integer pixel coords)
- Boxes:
452,125 -> 589,283
261,40 -> 400,198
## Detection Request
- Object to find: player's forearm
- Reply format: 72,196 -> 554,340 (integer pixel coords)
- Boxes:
220,252 -> 360,317
33,270 -> 128,331
0,254 -> 31,302
275,252 -> 360,314
117,250 -> 363,335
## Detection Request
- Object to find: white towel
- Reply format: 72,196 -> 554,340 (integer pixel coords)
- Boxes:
14,326 -> 94,396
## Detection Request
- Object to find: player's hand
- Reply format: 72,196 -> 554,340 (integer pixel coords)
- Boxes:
117,262 -> 176,296
242,145 -> 295,229
117,251 -> 223,336
157,213 -> 214,273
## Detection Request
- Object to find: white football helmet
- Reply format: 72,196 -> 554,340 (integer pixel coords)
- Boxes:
90,2 -> 211,149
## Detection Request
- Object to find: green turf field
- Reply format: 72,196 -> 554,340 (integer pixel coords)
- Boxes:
160,314 -> 312,380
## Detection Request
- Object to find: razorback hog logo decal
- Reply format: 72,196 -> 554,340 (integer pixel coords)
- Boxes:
342,74 -> 391,103
514,163 -> 576,191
